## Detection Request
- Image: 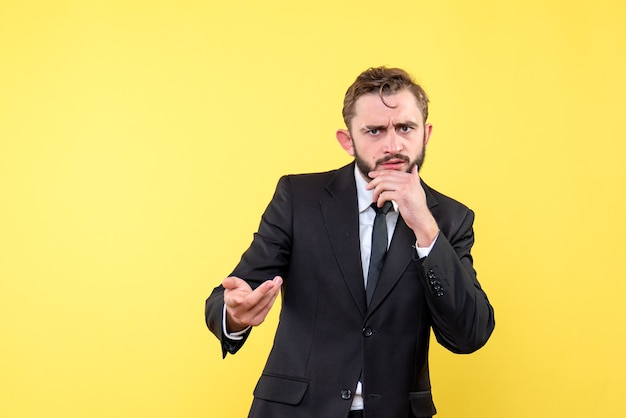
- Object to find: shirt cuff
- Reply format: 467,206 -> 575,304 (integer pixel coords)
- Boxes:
222,305 -> 251,340
415,233 -> 439,258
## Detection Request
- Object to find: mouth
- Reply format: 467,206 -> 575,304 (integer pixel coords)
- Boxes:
376,155 -> 409,170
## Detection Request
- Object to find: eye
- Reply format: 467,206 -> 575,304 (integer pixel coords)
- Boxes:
367,128 -> 380,135
398,125 -> 413,133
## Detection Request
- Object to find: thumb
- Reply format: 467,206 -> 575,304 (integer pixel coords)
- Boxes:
411,163 -> 423,182
222,276 -> 243,290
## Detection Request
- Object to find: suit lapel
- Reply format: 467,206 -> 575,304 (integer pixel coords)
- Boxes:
320,163 -> 368,316
319,169 -> 442,316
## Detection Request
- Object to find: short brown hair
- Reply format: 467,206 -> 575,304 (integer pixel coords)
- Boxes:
342,67 -> 429,129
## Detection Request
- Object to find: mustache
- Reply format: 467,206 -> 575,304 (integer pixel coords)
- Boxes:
375,154 -> 410,165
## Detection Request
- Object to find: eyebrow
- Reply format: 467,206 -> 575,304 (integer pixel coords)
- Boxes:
361,121 -> 419,132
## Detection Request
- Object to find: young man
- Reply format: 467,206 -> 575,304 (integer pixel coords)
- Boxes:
205,67 -> 495,418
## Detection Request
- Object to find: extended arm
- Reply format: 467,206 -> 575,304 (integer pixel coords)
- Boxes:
205,176 -> 293,357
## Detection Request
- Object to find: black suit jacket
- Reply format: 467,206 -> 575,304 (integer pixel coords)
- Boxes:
205,163 -> 495,418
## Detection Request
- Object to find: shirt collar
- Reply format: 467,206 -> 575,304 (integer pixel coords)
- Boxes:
353,164 -> 398,214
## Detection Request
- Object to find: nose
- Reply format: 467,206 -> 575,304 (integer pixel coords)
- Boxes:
383,130 -> 402,154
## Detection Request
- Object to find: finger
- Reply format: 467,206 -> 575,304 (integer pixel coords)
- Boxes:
238,282 -> 282,326
367,169 -> 410,187
376,190 -> 398,207
254,277 -> 282,297
235,277 -> 281,310
410,164 -> 420,179
365,176 -> 377,190
365,171 -> 388,190
247,291 -> 279,323
250,276 -> 282,305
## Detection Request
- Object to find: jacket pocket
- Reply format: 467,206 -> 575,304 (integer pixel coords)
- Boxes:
253,373 -> 309,406
409,390 -> 437,417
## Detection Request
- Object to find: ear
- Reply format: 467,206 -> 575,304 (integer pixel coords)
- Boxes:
423,123 -> 433,147
336,129 -> 355,156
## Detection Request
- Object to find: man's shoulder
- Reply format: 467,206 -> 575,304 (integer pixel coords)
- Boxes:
278,163 -> 353,188
283,163 -> 351,180
422,181 -> 472,214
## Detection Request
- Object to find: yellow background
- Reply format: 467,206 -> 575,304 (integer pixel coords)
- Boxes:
1,1 -> 625,417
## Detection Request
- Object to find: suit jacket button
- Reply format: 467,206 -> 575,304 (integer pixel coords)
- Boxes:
363,327 -> 373,337
341,389 -> 353,400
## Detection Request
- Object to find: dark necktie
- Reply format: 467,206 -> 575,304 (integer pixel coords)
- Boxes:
366,201 -> 393,306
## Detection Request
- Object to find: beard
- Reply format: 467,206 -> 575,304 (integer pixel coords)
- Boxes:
354,144 -> 426,181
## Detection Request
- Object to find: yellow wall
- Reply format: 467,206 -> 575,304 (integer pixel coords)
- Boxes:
1,1 -> 625,416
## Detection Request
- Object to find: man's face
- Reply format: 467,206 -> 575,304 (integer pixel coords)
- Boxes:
336,89 -> 432,180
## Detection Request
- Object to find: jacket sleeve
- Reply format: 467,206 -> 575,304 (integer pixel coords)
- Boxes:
204,176 -> 293,357
204,286 -> 253,358
419,208 -> 495,353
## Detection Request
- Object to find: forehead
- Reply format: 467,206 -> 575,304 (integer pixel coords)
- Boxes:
352,89 -> 424,123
